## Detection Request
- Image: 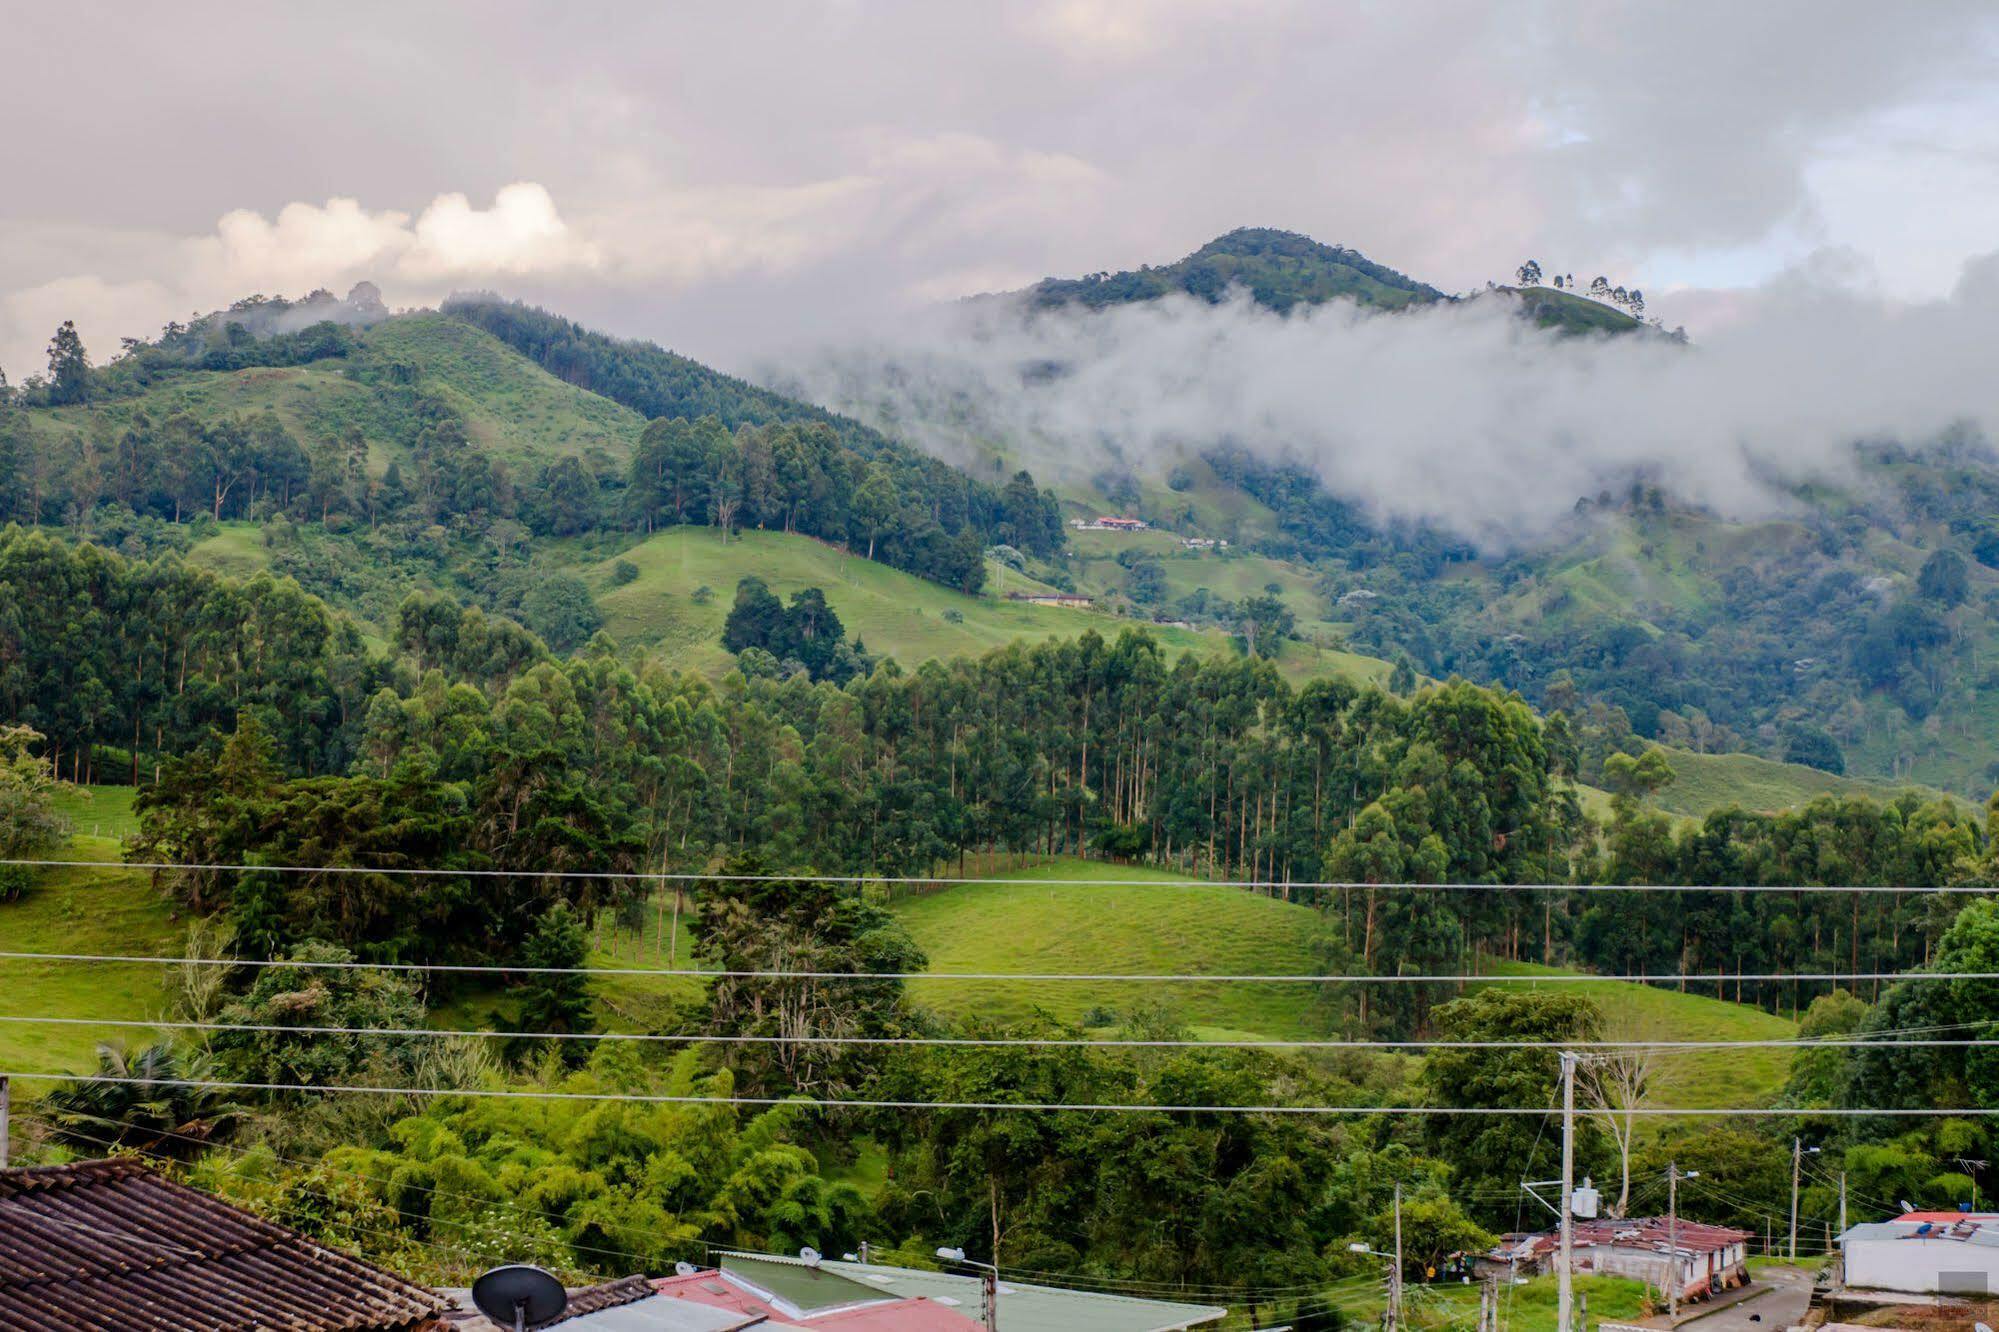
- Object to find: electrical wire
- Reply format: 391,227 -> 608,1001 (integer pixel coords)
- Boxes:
11,1012 -> 1999,1052
4,856 -> 1987,894
0,949 -> 1984,986
12,1070 -> 1999,1116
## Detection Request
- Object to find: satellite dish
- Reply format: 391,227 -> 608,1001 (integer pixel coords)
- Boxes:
1974,1322 -> 1992,1332
1902,1200 -> 1917,1213
800,1246 -> 822,1267
472,1265 -> 567,1332
674,1261 -> 698,1277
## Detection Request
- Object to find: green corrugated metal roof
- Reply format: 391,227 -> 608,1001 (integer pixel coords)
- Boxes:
715,1256 -> 887,1314
718,1253 -> 1227,1331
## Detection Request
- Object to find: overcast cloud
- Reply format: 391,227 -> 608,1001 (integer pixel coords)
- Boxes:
4,0 -> 1999,385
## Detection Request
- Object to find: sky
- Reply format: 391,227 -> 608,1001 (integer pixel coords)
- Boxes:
4,1 -> 1998,388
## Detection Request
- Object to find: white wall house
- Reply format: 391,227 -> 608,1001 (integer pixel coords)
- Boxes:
1486,1219 -> 1751,1303
1842,1214 -> 1999,1295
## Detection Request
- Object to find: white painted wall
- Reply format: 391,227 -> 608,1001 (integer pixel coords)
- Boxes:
1846,1239 -> 1999,1294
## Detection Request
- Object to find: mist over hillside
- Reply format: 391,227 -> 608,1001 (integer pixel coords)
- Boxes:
770,238 -> 1999,549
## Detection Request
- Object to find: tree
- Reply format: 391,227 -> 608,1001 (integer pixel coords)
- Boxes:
211,940 -> 428,1087
40,1040 -> 245,1157
1918,549 -> 1970,607
1602,747 -> 1675,801
1577,1017 -> 1664,1217
1783,724 -> 1846,775
0,724 -> 70,901
1515,260 -> 1544,287
515,900 -> 593,1063
45,320 -> 91,405
517,574 -> 603,653
1423,990 -> 1606,1227
1235,593 -> 1295,659
851,465 -> 898,561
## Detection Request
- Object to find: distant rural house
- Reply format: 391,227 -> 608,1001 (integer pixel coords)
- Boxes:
1181,537 -> 1228,550
658,1251 -> 1226,1330
1841,1211 -> 1999,1296
0,1157 -> 452,1331
1483,1217 -> 1751,1303
1006,591 -> 1094,608
1072,515 -> 1150,531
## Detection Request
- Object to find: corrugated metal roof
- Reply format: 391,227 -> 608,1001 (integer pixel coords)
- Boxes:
653,1265 -> 973,1330
0,1157 -> 451,1332
716,1253 -> 1227,1332
1497,1218 -> 1750,1261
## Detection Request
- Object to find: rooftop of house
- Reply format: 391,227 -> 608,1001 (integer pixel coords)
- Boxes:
1844,1216 -> 1999,1248
440,1274 -> 753,1330
710,1252 -> 1227,1332
1497,1218 -> 1753,1261
0,1157 -> 451,1332
651,1266 -> 967,1330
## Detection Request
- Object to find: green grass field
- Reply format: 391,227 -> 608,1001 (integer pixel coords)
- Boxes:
890,858 -> 1341,1038
1650,748 -> 1959,819
0,855 -> 182,1079
1475,960 -> 1797,1108
184,522 -> 274,580
580,527 -> 1233,673
44,785 -> 141,842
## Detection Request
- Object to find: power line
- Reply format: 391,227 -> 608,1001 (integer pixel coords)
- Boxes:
4,857 -> 1986,894
0,948 -> 1985,986
11,1071 -> 1999,1117
7,1012 -> 1999,1053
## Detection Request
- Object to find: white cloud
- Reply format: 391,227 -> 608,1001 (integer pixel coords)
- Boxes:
0,184 -> 599,375
773,254 -> 1999,549
404,182 -> 599,278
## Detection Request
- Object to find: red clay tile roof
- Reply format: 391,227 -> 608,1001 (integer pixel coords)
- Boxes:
0,1157 -> 452,1331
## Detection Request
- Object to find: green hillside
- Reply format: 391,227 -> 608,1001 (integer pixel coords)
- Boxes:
1652,748 -> 1959,819
1490,283 -> 1643,334
892,860 -> 1799,1112
1475,961 -> 1798,1108
578,527 -> 1264,674
890,858 -> 1340,1039
23,312 -> 644,473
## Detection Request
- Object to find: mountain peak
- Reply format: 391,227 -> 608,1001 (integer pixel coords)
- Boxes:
1025,226 -> 1446,313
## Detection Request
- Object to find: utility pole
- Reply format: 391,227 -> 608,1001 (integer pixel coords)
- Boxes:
1799,1136 -> 1815,1264
1789,1138 -> 1819,1261
1666,1164 -> 1698,1321
1390,1182 -> 1405,1332
0,1074 -> 9,1168
1559,1051 -> 1577,1332
1839,1173 -> 1847,1234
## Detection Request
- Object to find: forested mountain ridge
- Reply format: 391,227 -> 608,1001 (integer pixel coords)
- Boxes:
1017,225 -> 1642,333
1024,226 -> 1449,312
0,297 -> 1066,602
